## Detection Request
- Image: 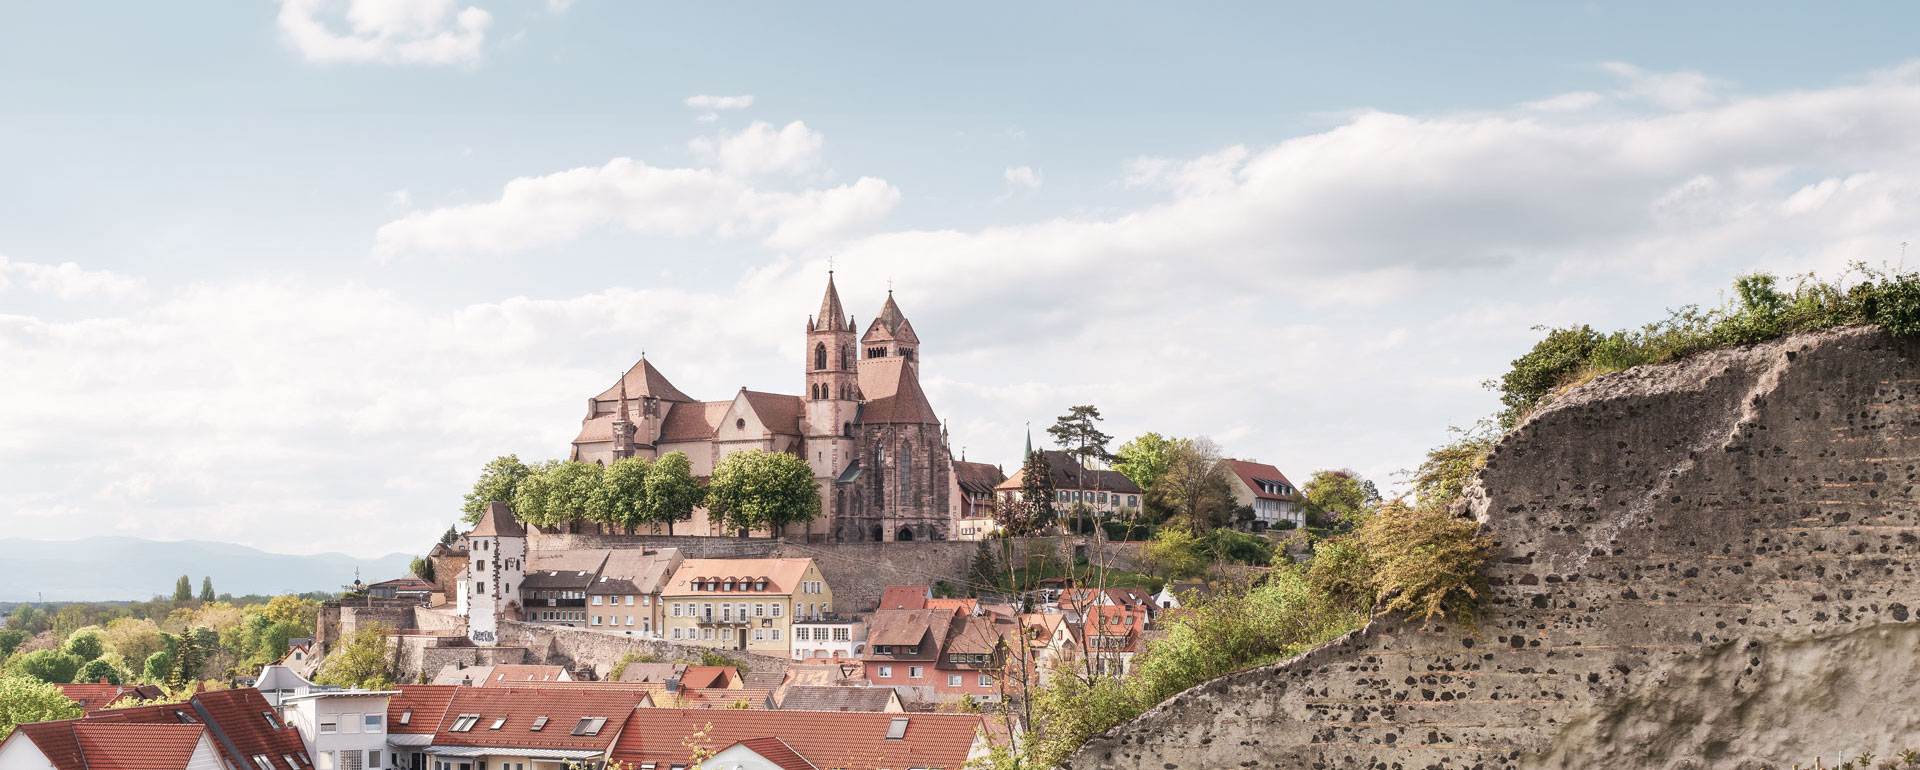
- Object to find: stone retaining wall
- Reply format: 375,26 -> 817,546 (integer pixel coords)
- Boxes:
1070,327 -> 1920,769
496,620 -> 793,680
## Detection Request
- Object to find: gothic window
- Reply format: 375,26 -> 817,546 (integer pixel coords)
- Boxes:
899,443 -> 911,499
815,343 -> 827,371
840,345 -> 849,369
843,422 -> 851,437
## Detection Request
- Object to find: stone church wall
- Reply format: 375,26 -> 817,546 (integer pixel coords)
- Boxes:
1069,327 -> 1920,769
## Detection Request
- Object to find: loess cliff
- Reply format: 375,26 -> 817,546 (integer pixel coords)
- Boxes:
1069,326 -> 1920,769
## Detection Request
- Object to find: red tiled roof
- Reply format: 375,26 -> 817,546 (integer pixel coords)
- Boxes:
370,577 -> 437,591
192,688 -> 312,770
993,450 -> 1142,494
679,666 -> 737,690
595,358 -> 695,403
10,721 -> 209,770
742,391 -> 805,436
469,501 -> 525,538
430,687 -> 646,751
855,357 -> 906,401
480,665 -> 570,687
953,461 -> 1005,496
926,598 -> 978,615
865,609 -> 948,652
659,401 -> 731,443
730,736 -> 818,770
55,684 -> 163,713
388,685 -> 459,735
1220,459 -> 1295,501
859,363 -> 940,425
610,709 -> 982,770
877,585 -> 929,610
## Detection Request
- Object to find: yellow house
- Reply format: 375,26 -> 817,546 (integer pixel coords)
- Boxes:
660,558 -> 833,656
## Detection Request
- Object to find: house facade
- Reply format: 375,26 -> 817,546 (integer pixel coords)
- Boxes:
790,616 -> 866,660
659,558 -> 831,655
1220,459 -> 1303,530
281,690 -> 398,770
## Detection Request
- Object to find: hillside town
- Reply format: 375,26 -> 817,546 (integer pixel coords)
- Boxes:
0,276 -> 1328,770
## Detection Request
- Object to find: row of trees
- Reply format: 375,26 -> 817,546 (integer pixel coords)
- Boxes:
1,588 -> 320,690
460,449 -> 821,537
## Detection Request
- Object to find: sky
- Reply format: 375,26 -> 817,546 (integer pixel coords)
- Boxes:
3,2 -> 1920,557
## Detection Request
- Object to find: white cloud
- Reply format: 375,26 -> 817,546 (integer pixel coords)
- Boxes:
372,156 -> 897,257
275,0 -> 491,66
0,256 -> 145,301
545,0 -> 574,13
685,94 -> 755,111
1003,165 -> 1043,193
689,120 -> 825,176
1600,61 -> 1727,110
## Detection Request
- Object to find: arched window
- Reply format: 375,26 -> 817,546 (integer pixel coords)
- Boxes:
815,343 -> 827,371
899,442 -> 912,499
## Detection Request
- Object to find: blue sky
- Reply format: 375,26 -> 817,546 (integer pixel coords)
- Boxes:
4,2 -> 1919,556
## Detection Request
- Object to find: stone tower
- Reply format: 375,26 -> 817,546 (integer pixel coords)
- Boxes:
805,274 -> 860,522
461,501 -> 525,645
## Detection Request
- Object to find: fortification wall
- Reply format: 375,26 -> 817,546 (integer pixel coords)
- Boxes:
1070,327 -> 1920,769
496,620 -> 793,680
317,598 -> 418,652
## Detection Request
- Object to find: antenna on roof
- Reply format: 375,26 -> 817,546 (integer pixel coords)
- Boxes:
828,255 -> 835,275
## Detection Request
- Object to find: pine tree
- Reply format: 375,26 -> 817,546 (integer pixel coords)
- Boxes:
167,631 -> 200,691
198,577 -> 214,603
968,540 -> 997,595
1018,451 -> 1058,533
172,575 -> 192,603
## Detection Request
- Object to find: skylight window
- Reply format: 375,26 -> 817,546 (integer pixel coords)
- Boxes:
886,717 -> 909,740
530,716 -> 549,732
398,710 -> 412,726
572,717 -> 608,736
253,756 -> 275,770
450,714 -> 480,732
283,755 -> 300,770
490,717 -> 507,730
262,711 -> 280,729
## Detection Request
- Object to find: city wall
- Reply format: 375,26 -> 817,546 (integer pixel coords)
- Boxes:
1069,327 -> 1920,769
496,620 -> 793,679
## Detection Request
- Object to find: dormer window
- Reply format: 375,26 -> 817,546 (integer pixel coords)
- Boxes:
756,580 -> 768,591
723,581 -> 734,591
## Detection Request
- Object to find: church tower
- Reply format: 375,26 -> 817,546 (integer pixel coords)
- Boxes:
805,273 -> 860,525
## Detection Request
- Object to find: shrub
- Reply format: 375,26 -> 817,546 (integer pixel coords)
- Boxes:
1495,267 -> 1920,426
1357,502 -> 1492,629
1101,520 -> 1153,541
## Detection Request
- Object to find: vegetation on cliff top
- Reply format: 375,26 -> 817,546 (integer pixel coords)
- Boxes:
1496,266 -> 1920,427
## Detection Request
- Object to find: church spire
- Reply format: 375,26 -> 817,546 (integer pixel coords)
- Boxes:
817,271 -> 847,332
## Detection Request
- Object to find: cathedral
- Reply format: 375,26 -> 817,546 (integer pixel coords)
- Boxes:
569,275 -> 999,542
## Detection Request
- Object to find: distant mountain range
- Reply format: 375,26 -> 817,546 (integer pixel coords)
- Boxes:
0,537 -> 414,602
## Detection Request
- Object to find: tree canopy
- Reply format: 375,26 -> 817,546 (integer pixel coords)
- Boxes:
10,650 -> 82,684
0,676 -> 82,740
1301,469 -> 1380,526
463,454 -> 533,524
1114,432 -> 1176,491
1150,437 -> 1237,532
706,450 -> 821,537
315,623 -> 394,690
172,575 -> 192,603
642,451 -> 703,536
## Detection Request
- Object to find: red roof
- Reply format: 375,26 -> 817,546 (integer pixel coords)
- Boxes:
877,585 -> 929,610
55,684 -> 163,713
480,665 -> 571,687
1220,459 -> 1295,501
610,709 -> 982,770
192,689 -> 313,770
595,358 -> 695,403
431,687 -> 647,752
388,685 -> 458,735
9,721 -> 208,770
469,501 -> 525,538
729,736 -> 818,770
679,666 -> 737,690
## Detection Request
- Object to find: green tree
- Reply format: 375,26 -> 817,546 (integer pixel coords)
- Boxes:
62,629 -> 105,663
1114,432 -> 1177,492
7,606 -> 46,636
172,575 -> 193,603
0,630 -> 26,659
166,631 -> 201,690
1016,451 -> 1058,534
509,459 -> 564,527
261,595 -> 320,629
315,623 -> 394,690
198,577 -> 215,604
439,526 -> 460,547
409,556 -> 435,583
1356,501 -> 1492,628
1301,469 -> 1380,526
603,455 -> 654,531
142,650 -> 174,684
642,451 -> 703,536
75,659 -> 121,685
254,622 -> 303,665
706,450 -> 822,537
462,454 -> 533,524
10,650 -> 82,684
1405,422 -> 1498,510
1142,527 -> 1209,579
101,619 -> 165,669
0,676 -> 82,739
1151,437 -> 1236,533
1049,405 -> 1116,534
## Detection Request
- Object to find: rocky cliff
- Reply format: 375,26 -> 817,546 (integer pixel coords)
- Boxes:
1069,326 -> 1920,769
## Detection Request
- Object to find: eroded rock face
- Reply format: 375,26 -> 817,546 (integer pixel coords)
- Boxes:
1068,326 -> 1920,769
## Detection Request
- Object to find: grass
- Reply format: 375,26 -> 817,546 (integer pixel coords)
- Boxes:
1000,563 -> 1164,593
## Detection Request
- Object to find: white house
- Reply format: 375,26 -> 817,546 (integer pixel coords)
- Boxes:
0,722 -> 223,770
1220,459 -> 1304,530
282,689 -> 400,770
459,502 -> 526,646
790,616 -> 867,660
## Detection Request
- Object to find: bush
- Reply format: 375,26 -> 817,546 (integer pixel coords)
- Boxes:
1273,520 -> 1297,530
1204,529 -> 1274,567
1356,502 -> 1492,629
1495,267 -> 1920,426
1101,520 -> 1153,541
